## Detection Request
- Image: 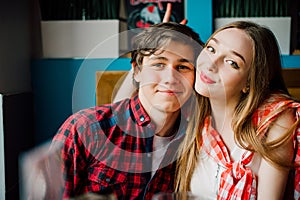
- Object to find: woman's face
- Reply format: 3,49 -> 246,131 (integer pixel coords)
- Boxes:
195,28 -> 253,104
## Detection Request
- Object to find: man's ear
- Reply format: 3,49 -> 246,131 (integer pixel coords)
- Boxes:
132,61 -> 141,82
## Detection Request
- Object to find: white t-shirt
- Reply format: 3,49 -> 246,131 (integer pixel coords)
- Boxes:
151,134 -> 174,177
190,145 -> 261,199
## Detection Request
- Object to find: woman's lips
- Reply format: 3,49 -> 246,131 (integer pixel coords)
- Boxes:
200,72 -> 215,84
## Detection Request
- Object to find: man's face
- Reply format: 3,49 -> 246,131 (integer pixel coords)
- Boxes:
134,41 -> 195,115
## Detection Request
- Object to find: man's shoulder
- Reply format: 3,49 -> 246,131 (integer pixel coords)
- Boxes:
95,98 -> 131,119
55,98 -> 132,138
69,98 -> 131,124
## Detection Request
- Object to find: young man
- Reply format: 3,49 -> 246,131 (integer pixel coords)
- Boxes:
51,22 -> 203,200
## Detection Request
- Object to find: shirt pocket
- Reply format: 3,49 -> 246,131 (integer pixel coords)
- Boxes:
87,163 -> 127,195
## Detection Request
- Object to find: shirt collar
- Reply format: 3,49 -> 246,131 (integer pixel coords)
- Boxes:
130,94 -> 193,127
130,94 -> 151,126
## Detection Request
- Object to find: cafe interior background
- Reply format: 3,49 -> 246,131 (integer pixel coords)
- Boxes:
0,0 -> 299,199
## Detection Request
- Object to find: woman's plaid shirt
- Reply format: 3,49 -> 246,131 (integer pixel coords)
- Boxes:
201,93 -> 300,200
51,94 -> 189,200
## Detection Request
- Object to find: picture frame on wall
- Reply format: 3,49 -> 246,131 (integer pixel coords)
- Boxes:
213,0 -> 292,55
125,0 -> 185,50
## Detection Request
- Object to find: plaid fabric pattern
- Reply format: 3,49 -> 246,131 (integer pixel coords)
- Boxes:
201,93 -> 300,200
51,94 -> 188,200
202,118 -> 256,200
253,94 -> 300,200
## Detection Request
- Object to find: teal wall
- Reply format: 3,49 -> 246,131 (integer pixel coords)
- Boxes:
31,58 -> 130,143
187,0 -> 213,42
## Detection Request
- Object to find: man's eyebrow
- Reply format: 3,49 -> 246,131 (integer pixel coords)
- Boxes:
148,56 -> 168,61
179,58 -> 194,63
210,38 -> 246,64
149,56 -> 194,63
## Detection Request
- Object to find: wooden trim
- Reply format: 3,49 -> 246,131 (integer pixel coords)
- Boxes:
94,68 -> 300,105
96,71 -> 128,105
282,68 -> 300,87
283,68 -> 300,100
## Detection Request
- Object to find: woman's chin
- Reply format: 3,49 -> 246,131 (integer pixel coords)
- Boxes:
195,87 -> 211,98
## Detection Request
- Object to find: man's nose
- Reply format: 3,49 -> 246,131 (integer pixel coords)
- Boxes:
163,66 -> 180,83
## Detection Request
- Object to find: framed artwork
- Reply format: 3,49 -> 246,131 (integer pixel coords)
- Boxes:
125,0 -> 185,49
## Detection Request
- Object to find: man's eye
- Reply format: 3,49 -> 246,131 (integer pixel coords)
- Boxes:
178,65 -> 194,71
227,60 -> 240,69
151,63 -> 165,69
152,63 -> 164,67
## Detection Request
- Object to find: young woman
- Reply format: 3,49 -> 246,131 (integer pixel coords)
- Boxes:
175,21 -> 300,200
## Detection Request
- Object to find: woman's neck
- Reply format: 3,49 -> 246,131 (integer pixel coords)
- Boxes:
209,99 -> 238,150
209,99 -> 236,133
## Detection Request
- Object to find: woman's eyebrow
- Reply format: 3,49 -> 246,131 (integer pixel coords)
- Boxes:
210,38 -> 246,64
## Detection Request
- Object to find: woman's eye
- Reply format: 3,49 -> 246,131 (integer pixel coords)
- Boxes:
227,60 -> 240,69
206,46 -> 215,53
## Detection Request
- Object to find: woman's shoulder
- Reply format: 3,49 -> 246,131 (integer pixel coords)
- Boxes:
253,93 -> 300,133
257,93 -> 300,113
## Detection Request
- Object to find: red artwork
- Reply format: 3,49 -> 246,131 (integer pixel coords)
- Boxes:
125,0 -> 185,49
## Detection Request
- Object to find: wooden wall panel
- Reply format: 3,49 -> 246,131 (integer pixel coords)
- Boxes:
283,68 -> 300,100
96,71 -> 128,105
95,68 -> 300,106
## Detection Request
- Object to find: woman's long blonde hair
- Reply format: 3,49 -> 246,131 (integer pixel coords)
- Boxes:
175,21 -> 299,192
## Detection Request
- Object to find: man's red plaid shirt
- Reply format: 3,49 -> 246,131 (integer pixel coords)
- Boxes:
51,94 -> 190,200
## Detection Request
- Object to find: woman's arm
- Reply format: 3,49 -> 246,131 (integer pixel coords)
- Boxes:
257,109 -> 295,200
162,3 -> 187,24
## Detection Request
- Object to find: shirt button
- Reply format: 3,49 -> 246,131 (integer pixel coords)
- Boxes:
140,116 -> 145,122
105,178 -> 110,182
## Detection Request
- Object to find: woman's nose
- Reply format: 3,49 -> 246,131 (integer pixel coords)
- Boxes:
206,55 -> 218,72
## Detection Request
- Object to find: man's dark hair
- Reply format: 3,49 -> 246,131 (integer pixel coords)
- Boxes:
130,22 -> 204,87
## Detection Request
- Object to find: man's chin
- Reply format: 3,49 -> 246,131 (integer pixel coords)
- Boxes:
155,104 -> 181,113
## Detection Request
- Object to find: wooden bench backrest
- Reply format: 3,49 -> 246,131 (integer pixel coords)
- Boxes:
282,69 -> 300,100
95,68 -> 300,106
